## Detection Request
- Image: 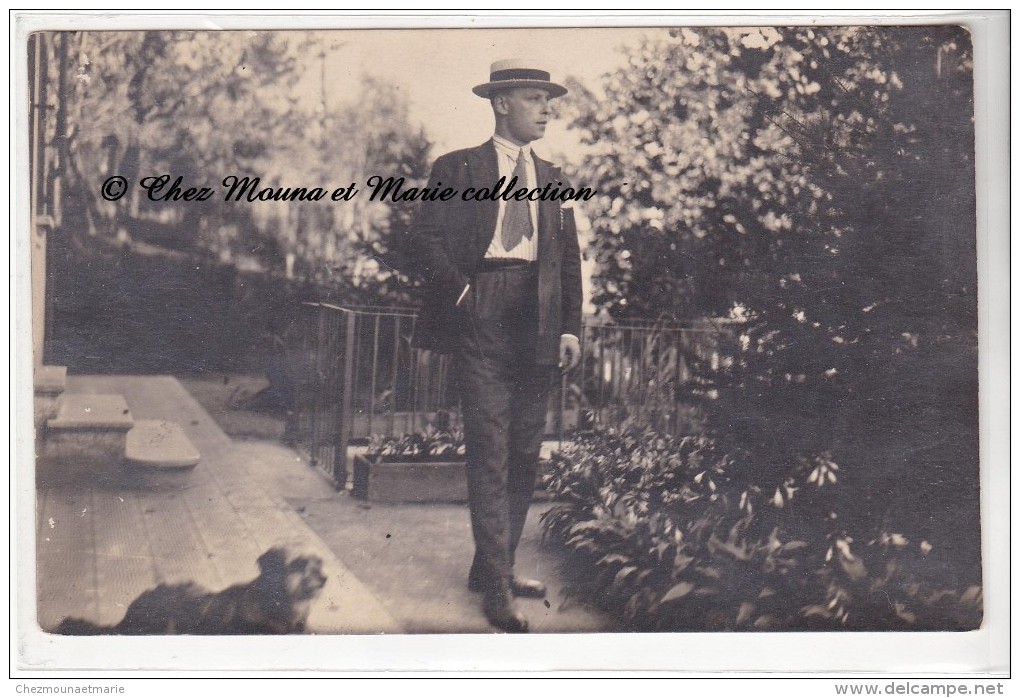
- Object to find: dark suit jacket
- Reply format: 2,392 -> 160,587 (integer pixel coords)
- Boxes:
406,140 -> 583,366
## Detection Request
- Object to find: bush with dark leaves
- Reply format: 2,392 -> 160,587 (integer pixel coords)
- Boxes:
541,427 -> 982,631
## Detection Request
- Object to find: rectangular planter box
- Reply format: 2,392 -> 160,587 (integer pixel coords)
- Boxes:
349,412 -> 458,441
352,454 -> 468,504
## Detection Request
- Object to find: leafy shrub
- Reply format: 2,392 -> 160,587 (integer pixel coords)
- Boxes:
565,24 -> 980,575
366,424 -> 466,463
541,427 -> 982,631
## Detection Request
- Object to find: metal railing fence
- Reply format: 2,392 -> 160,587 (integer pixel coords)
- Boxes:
285,304 -> 730,488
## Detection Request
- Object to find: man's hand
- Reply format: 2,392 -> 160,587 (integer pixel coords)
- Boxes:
559,334 -> 581,373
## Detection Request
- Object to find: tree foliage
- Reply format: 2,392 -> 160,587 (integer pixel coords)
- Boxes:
63,32 -> 298,248
52,31 -> 430,302
269,75 -> 431,299
565,27 -> 979,577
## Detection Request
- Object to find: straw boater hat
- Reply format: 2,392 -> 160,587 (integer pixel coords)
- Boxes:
472,59 -> 568,99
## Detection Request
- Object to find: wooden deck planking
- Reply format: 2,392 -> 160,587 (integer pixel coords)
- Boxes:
35,488 -> 49,546
36,552 -> 99,632
37,486 -> 94,551
89,487 -> 159,625
136,487 -> 224,589
36,489 -> 98,631
202,445 -> 324,550
37,375 -> 401,634
64,376 -> 238,589
197,445 -> 397,633
176,467 -> 266,586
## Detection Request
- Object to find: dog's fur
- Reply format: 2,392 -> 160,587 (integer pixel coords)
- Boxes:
56,547 -> 327,635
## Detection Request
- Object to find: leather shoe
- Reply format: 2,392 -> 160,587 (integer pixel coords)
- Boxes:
468,572 -> 547,599
483,581 -> 529,633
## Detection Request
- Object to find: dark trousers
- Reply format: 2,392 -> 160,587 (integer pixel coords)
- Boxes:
453,263 -> 554,588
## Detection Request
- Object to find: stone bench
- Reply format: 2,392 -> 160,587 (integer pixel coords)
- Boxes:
47,393 -> 134,431
38,394 -> 134,488
33,365 -> 67,434
125,419 -> 200,469
123,419 -> 200,490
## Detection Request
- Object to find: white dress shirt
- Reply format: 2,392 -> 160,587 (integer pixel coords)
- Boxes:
464,134 -> 579,352
485,134 -> 539,261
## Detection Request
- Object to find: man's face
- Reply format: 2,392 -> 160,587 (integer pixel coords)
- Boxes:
494,87 -> 552,146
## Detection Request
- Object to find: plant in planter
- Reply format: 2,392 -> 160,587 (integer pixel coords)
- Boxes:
367,424 -> 467,463
353,425 -> 467,503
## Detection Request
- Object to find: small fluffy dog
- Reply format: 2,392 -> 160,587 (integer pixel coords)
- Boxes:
56,547 -> 327,635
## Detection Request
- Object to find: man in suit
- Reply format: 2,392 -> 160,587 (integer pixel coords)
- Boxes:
406,59 -> 583,632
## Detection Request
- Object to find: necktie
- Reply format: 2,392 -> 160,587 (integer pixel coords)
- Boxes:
500,149 -> 534,251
